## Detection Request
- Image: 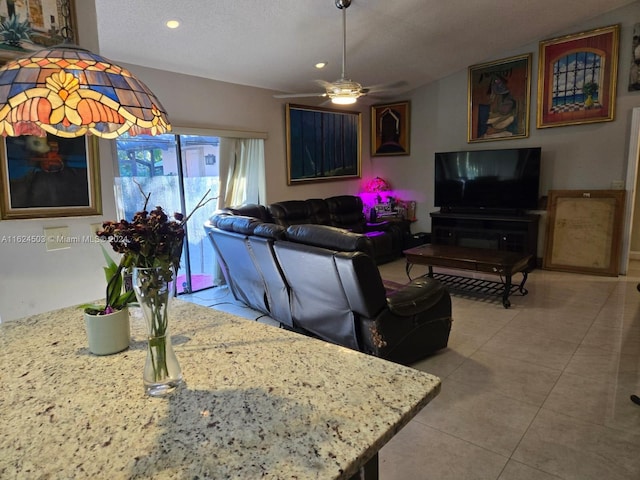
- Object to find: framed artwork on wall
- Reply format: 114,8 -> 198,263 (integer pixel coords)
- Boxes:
286,103 -> 361,184
0,134 -> 101,219
0,0 -> 76,64
629,23 -> 640,91
537,24 -> 620,128
467,53 -> 531,143
371,101 -> 410,156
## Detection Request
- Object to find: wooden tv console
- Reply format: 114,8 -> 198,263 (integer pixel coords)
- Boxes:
403,244 -> 531,308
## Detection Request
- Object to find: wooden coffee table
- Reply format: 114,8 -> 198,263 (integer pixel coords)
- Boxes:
404,244 -> 532,308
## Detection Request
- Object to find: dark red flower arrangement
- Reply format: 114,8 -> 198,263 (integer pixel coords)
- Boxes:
98,206 -> 186,282
97,187 -> 214,286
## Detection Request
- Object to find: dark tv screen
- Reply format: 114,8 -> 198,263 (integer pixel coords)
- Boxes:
434,147 -> 541,212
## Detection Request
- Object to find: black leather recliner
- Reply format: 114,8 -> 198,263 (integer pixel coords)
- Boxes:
204,214 -> 452,365
205,215 -> 269,310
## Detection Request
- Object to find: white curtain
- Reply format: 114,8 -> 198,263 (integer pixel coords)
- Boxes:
218,138 -> 265,209
213,138 -> 266,284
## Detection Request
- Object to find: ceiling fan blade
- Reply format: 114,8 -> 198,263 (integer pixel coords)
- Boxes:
273,92 -> 327,99
362,80 -> 409,94
314,79 -> 336,90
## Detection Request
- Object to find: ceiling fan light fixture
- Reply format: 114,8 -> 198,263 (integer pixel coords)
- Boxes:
331,95 -> 358,105
327,78 -> 362,104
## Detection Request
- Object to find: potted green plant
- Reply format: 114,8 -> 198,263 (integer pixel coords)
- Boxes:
582,82 -> 599,108
81,247 -> 136,355
0,14 -> 33,49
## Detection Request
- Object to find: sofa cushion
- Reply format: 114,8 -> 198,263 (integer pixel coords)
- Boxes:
307,198 -> 331,225
269,200 -> 313,226
224,203 -> 273,222
214,215 -> 262,234
253,222 -> 287,240
285,224 -> 374,258
325,195 -> 366,232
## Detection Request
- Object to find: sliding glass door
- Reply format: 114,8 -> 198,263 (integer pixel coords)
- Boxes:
113,133 -> 219,294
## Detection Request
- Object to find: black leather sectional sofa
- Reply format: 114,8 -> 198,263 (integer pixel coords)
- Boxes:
204,196 -> 453,365
227,195 -> 404,265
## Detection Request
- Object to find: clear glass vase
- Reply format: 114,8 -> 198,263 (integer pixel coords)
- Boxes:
132,267 -> 183,397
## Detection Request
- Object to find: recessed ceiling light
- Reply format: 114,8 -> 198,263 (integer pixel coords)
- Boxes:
315,62 -> 328,69
166,19 -> 180,29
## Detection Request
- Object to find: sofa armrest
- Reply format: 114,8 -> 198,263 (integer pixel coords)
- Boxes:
386,277 -> 447,316
364,220 -> 390,232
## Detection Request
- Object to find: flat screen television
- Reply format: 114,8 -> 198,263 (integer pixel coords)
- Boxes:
434,147 -> 541,213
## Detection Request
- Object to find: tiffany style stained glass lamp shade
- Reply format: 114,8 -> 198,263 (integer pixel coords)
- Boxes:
0,44 -> 171,139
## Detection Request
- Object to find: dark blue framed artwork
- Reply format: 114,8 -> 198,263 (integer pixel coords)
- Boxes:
286,104 -> 361,184
0,134 -> 101,219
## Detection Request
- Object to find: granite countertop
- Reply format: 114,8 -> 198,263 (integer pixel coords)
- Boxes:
0,299 -> 440,479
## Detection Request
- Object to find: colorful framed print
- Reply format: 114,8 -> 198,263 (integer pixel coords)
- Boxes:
537,24 -> 620,128
0,0 -> 77,64
371,101 -> 410,156
286,104 -> 361,184
0,134 -> 101,219
467,53 -> 531,143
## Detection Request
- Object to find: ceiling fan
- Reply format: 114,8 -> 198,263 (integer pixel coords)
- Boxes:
274,0 -> 404,105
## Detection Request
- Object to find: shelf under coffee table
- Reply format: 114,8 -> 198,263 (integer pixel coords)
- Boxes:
403,244 -> 532,308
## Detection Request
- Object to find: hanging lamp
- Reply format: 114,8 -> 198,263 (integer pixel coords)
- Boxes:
0,44 -> 171,139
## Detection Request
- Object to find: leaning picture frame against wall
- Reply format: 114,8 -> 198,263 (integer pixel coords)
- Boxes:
467,53 -> 531,143
543,189 -> 625,276
537,24 -> 620,128
0,0 -> 77,64
0,134 -> 101,219
371,101 -> 410,156
286,103 -> 361,184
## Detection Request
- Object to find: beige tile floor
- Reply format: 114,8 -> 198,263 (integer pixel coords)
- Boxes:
181,259 -> 640,480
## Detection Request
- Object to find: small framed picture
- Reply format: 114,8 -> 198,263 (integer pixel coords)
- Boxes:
468,54 -> 531,142
371,101 -> 410,156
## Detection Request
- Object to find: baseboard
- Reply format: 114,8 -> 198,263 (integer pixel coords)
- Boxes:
630,251 -> 640,260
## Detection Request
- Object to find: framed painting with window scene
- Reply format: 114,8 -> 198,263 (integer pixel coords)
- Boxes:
0,0 -> 77,64
0,134 -> 101,219
537,24 -> 619,128
468,54 -> 531,143
286,104 -> 361,184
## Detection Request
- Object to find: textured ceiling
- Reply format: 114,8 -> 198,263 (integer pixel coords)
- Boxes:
94,0 -> 634,101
